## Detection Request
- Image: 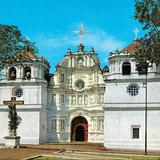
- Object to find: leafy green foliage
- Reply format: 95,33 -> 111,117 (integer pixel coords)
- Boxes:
134,0 -> 160,30
0,25 -> 38,64
134,0 -> 160,65
0,25 -> 38,77
134,29 -> 160,65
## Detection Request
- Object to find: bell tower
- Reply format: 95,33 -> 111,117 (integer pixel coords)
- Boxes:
1,51 -> 50,83
0,51 -> 50,144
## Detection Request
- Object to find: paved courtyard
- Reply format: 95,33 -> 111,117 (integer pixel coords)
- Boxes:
0,143 -> 160,160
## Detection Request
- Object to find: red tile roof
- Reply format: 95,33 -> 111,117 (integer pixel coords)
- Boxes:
119,40 -> 139,54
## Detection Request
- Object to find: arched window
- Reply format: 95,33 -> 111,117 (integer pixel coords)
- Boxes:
44,69 -> 49,81
24,67 -> 31,80
122,62 -> 131,75
9,67 -> 16,80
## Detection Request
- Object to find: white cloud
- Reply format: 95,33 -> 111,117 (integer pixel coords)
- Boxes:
33,27 -> 127,66
34,28 -> 126,53
85,29 -> 126,53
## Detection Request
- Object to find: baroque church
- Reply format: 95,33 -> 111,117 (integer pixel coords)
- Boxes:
0,43 -> 107,144
0,30 -> 160,150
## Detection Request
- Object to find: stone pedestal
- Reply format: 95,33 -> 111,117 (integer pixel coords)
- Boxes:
4,136 -> 21,148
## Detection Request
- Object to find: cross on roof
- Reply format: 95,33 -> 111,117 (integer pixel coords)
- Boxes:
3,97 -> 24,106
73,23 -> 89,45
133,28 -> 139,40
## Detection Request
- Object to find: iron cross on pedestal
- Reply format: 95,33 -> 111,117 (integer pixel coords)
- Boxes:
3,97 -> 24,106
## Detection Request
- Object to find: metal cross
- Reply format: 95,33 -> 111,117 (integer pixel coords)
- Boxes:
3,97 -> 24,107
73,23 -> 89,44
133,28 -> 139,40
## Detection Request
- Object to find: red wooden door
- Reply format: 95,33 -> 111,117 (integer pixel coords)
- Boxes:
71,116 -> 88,142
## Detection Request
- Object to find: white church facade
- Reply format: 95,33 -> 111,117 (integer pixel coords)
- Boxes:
0,37 -> 160,151
47,44 -> 106,143
0,44 -> 107,144
104,41 -> 160,150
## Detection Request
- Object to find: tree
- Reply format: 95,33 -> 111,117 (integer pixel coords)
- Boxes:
134,0 -> 160,65
134,0 -> 160,30
134,28 -> 160,65
0,25 -> 38,71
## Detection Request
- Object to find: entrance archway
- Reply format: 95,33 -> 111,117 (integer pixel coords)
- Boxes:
71,116 -> 88,142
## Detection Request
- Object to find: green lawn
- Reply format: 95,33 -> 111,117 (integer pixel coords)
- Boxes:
107,155 -> 160,160
35,157 -> 63,160
34,155 -> 160,160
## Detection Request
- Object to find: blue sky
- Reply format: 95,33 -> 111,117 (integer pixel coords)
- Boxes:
0,0 -> 145,72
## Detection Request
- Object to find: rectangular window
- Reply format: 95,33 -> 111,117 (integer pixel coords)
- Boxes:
132,127 -> 140,139
60,120 -> 65,131
51,119 -> 57,130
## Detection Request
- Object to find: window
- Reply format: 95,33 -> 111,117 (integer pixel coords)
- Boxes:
24,67 -> 31,80
127,84 -> 139,96
76,80 -> 85,90
122,62 -> 131,75
9,67 -> 16,80
60,120 -> 65,131
15,88 -> 23,97
61,95 -> 65,104
132,127 -> 140,139
44,69 -> 49,81
51,119 -> 57,130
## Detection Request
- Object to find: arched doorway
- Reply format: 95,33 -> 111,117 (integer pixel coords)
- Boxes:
71,116 -> 88,142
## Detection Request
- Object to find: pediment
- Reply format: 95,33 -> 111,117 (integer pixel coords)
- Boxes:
69,108 -> 91,115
